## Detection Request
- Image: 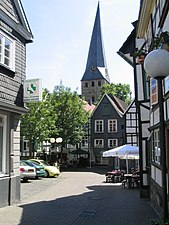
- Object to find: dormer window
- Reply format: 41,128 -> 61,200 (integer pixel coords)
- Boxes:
90,66 -> 96,72
0,32 -> 15,71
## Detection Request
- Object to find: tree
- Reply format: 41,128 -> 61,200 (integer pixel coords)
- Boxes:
51,85 -> 89,148
100,83 -> 131,104
21,85 -> 89,160
20,89 -> 55,156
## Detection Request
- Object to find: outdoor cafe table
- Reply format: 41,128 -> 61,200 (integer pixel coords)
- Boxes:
105,170 -> 123,183
123,174 -> 140,188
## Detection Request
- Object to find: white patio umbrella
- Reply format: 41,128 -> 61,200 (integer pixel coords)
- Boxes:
102,145 -> 139,173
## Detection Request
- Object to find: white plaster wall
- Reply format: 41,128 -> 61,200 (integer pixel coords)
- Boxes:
136,38 -> 145,49
153,108 -> 160,126
136,65 -> 144,101
163,13 -> 169,31
143,174 -> 148,185
151,165 -> 162,186
126,127 -> 136,133
140,105 -> 149,121
142,123 -> 150,138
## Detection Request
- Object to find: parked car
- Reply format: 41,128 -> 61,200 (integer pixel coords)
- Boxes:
21,160 -> 45,178
20,161 -> 36,182
29,159 -> 60,177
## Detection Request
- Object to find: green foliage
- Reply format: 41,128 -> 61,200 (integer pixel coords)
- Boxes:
100,83 -> 132,104
20,89 -> 55,144
21,85 -> 89,152
52,84 -> 89,146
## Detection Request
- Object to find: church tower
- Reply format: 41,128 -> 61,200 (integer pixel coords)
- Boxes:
81,2 -> 110,104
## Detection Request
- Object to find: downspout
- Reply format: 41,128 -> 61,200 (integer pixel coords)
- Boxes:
8,119 -> 14,206
133,52 -> 144,190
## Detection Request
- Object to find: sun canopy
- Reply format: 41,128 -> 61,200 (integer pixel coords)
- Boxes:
103,145 -> 139,173
102,144 -> 139,158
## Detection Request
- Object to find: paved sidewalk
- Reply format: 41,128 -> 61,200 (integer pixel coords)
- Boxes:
0,168 -> 159,225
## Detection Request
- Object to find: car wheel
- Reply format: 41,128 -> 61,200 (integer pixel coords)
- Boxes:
23,178 -> 29,182
44,170 -> 49,178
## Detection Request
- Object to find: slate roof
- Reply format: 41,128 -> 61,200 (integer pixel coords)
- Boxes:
107,94 -> 127,116
110,94 -> 128,113
117,21 -> 137,67
0,0 -> 33,42
91,93 -> 127,118
81,2 -> 110,83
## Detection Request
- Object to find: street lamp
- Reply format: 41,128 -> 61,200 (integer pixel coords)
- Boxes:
56,137 -> 63,144
50,137 -> 63,162
50,137 -> 63,144
144,48 -> 169,221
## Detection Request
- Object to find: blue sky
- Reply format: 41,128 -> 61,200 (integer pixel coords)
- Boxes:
21,0 -> 140,96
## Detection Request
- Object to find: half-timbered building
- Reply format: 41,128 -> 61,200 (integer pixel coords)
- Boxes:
124,100 -> 139,146
118,21 -> 150,197
136,0 -> 169,215
119,0 -> 169,216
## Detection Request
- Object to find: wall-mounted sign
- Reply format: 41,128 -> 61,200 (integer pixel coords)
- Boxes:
24,78 -> 42,102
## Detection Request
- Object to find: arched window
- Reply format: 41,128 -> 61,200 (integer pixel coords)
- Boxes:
98,81 -> 101,86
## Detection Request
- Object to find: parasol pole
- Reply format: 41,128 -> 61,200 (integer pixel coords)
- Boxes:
126,154 -> 129,174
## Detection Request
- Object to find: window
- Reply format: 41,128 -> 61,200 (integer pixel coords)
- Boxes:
0,32 -> 15,71
81,135 -> 88,147
67,144 -> 76,148
0,115 -> 7,174
23,140 -> 29,151
92,81 -> 95,87
98,81 -> 101,86
150,78 -> 158,105
151,129 -> 160,164
164,75 -> 169,94
108,119 -> 117,132
108,139 -> 118,148
85,82 -> 88,88
95,120 -> 104,133
94,139 -> 104,148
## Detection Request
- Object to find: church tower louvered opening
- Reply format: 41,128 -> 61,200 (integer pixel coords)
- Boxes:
81,2 -> 110,104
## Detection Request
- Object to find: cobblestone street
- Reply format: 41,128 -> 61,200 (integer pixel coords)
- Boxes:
20,177 -> 60,203
0,169 -> 159,225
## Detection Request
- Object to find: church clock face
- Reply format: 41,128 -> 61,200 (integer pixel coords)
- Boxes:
90,66 -> 96,72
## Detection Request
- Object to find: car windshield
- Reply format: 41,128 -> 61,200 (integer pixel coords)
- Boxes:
40,161 -> 50,166
30,161 -> 40,166
20,161 -> 29,166
26,161 -> 35,167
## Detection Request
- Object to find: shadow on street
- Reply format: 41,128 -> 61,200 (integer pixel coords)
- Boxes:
18,181 -> 159,225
